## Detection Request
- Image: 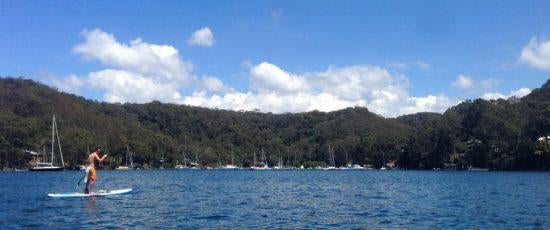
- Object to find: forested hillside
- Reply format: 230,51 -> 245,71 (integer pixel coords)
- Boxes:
1,77 -> 548,170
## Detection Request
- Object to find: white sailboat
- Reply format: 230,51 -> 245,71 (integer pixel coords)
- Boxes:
339,151 -> 353,170
116,145 -> 133,170
251,149 -> 269,170
175,148 -> 188,169
324,145 -> 336,170
221,154 -> 238,169
29,115 -> 64,171
273,153 -> 284,169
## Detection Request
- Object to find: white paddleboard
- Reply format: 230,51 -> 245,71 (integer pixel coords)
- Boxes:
48,188 -> 132,198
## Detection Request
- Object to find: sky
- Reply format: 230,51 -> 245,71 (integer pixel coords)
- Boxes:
1,0 -> 549,117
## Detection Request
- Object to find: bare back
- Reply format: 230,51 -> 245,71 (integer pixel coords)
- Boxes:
88,152 -> 99,168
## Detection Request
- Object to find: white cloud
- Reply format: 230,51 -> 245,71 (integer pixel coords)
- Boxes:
87,69 -> 183,103
184,62 -> 453,117
187,27 -> 215,47
452,74 -> 474,89
518,37 -> 550,70
481,87 -> 531,100
74,29 -> 191,81
481,92 -> 507,100
415,61 -> 431,70
50,74 -> 84,94
250,62 -> 312,94
509,87 -> 531,98
56,29 -> 457,117
200,76 -> 231,93
55,29 -> 197,103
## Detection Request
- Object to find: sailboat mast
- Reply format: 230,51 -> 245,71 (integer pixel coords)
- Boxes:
261,149 -> 266,165
43,145 -> 46,164
328,144 -> 331,167
51,115 -> 55,164
195,151 -> 199,165
253,151 -> 257,166
127,145 -> 134,168
54,116 -> 65,168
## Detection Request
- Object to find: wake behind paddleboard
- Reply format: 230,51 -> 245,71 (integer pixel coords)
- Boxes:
48,188 -> 132,198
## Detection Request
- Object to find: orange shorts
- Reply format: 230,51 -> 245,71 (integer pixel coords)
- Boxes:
88,167 -> 96,181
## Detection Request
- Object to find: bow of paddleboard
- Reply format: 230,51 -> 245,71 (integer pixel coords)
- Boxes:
48,188 -> 132,198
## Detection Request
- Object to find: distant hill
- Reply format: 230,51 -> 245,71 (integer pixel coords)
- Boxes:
1,77 -> 548,170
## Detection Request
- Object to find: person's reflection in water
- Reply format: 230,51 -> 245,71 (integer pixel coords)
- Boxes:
86,197 -> 96,211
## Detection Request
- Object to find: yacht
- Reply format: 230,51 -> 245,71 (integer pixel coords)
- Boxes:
29,115 -> 64,171
220,154 -> 238,169
251,150 -> 270,170
323,144 -> 337,170
116,145 -> 133,170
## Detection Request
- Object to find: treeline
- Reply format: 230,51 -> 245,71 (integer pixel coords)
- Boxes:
0,77 -> 548,170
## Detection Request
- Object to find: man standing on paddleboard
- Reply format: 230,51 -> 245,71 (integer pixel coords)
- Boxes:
84,146 -> 108,194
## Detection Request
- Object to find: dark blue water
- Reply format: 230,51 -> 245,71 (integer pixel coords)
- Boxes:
1,170 -> 549,229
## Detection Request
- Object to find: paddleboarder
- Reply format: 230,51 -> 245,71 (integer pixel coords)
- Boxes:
84,146 -> 108,194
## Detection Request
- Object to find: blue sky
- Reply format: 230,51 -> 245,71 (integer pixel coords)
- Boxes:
1,0 -> 549,117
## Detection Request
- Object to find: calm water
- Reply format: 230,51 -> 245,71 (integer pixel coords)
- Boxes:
1,170 -> 549,229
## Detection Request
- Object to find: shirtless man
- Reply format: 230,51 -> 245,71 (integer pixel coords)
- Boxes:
84,146 -> 108,194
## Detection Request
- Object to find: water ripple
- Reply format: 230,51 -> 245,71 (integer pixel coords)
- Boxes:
1,170 -> 549,229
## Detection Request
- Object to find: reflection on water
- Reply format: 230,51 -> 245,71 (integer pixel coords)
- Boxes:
86,197 -> 96,211
1,170 -> 549,229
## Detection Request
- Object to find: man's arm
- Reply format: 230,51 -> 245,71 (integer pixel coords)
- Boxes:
94,153 -> 108,162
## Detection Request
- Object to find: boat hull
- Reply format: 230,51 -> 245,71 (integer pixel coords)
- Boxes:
29,167 -> 64,171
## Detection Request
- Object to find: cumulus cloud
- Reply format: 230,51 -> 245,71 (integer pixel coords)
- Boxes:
187,27 -> 215,47
56,29 -> 457,117
250,62 -> 311,94
481,87 -> 531,100
200,76 -> 232,93
57,29 -> 195,103
74,29 -> 191,80
50,74 -> 84,94
509,87 -> 531,98
452,74 -> 474,89
87,69 -> 183,103
185,62 -> 453,117
518,37 -> 550,70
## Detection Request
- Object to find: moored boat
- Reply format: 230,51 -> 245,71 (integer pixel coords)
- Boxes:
29,115 -> 64,172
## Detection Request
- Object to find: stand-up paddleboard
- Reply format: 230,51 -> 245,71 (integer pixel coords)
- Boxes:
48,188 -> 132,198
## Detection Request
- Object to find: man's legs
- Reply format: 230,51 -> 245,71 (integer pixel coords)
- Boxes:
89,180 -> 96,194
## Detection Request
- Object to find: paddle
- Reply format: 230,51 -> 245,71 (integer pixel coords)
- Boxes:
77,173 -> 86,187
76,166 -> 89,193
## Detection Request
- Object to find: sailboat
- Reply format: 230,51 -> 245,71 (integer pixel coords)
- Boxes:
340,151 -> 353,170
175,148 -> 188,169
251,149 -> 269,170
221,154 -> 238,169
30,115 -> 64,171
116,145 -> 133,170
324,145 -> 336,170
273,153 -> 283,169
190,151 -> 200,169
159,154 -> 165,169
